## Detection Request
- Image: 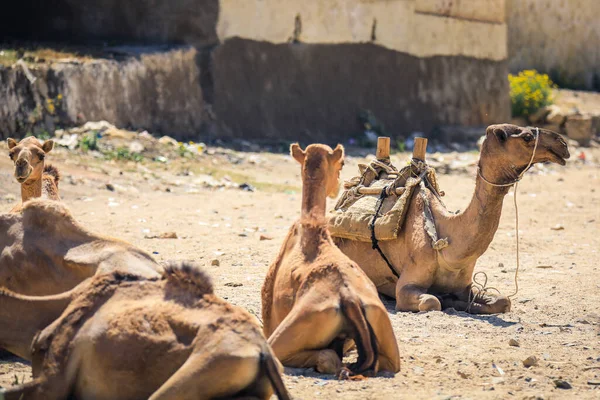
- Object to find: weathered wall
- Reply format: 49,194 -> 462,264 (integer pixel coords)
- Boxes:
0,0 -> 219,46
0,48 -> 204,139
213,39 -> 509,142
507,0 -> 600,90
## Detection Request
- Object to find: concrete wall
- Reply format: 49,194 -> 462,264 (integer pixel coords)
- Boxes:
0,48 -> 205,138
0,0 -> 511,141
507,0 -> 600,90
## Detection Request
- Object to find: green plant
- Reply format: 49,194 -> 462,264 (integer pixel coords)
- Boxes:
104,147 -> 143,162
80,132 -> 99,152
509,70 -> 556,117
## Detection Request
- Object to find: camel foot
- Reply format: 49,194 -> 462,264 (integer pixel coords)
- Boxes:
316,349 -> 342,374
418,295 -> 442,312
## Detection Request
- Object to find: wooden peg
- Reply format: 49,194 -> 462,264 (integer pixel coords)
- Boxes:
412,137 -> 427,161
376,137 -> 390,160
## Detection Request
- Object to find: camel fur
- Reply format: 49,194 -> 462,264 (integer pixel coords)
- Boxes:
262,143 -> 400,376
334,124 -> 570,314
0,199 -> 162,297
7,137 -> 60,213
0,262 -> 291,400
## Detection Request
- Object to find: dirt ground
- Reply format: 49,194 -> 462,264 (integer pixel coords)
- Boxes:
0,141 -> 599,399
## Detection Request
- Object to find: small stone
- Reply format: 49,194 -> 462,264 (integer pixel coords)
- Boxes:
509,338 -> 520,347
239,183 -> 256,192
523,356 -> 538,368
457,370 -> 470,379
224,282 -> 243,287
553,379 -> 572,389
550,224 -> 564,230
545,105 -> 565,125
588,380 -> 600,386
106,183 -> 115,191
210,259 -> 220,267
158,232 -> 177,239
259,235 -> 273,241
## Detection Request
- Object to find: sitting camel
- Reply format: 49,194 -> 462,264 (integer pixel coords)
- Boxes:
7,137 -> 60,213
262,143 -> 400,376
1,262 -> 291,400
0,199 -> 162,296
334,124 -> 570,314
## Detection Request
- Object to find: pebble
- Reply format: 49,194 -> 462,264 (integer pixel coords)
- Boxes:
509,338 -> 520,347
523,356 -> 538,368
553,379 -> 572,389
210,259 -> 220,267
106,183 -> 115,191
588,380 -> 600,386
260,235 -> 273,241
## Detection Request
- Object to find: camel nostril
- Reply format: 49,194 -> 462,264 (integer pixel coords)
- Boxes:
15,159 -> 28,167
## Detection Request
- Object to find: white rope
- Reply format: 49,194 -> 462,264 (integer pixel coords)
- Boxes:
475,127 -> 540,300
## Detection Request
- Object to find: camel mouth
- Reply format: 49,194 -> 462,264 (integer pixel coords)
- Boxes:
548,149 -> 568,166
15,170 -> 32,183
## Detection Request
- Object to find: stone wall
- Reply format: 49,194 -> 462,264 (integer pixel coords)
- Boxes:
0,47 -> 205,139
507,0 -> 600,90
0,0 -> 511,141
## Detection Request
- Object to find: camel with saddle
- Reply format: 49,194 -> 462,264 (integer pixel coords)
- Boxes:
262,143 -> 400,376
7,137 -> 60,213
330,125 -> 569,314
1,262 -> 290,400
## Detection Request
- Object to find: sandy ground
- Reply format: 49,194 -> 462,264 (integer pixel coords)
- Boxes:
0,142 -> 599,399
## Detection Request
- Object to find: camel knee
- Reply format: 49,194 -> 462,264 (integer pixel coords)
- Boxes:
316,349 -> 342,374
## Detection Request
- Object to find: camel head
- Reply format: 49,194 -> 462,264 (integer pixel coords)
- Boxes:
291,143 -> 345,198
480,124 -> 570,182
7,137 -> 54,184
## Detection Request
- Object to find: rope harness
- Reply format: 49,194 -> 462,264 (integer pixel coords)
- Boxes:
369,185 -> 400,278
464,127 -> 540,309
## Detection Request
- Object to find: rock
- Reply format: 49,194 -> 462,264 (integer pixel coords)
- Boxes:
210,259 -> 220,267
144,232 -> 178,239
158,136 -> 179,147
522,356 -> 538,368
509,338 -> 520,347
2,193 -> 16,203
457,370 -> 470,379
528,106 -> 553,124
545,106 -> 566,127
128,141 -> 145,153
591,114 -> 600,136
259,235 -> 273,241
224,282 -> 243,287
565,114 -> 593,146
553,379 -> 572,389
551,224 -> 564,230
106,183 -> 115,191
588,380 -> 600,386
239,183 -> 256,192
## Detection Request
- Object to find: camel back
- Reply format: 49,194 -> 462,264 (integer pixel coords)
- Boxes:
329,140 -> 443,243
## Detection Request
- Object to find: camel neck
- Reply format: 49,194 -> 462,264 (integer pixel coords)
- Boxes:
21,177 -> 43,203
300,175 -> 328,223
0,290 -> 71,359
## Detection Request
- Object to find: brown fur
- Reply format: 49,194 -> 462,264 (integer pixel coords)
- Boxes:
0,199 -> 163,358
334,124 -> 570,314
3,263 -> 290,400
7,137 -> 60,213
261,143 -> 400,375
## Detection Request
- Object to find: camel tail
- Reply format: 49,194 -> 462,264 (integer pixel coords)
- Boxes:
341,295 -> 378,373
260,351 -> 292,400
43,164 -> 60,186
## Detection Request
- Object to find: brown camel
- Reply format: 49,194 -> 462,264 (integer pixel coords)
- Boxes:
334,124 -> 570,314
0,199 -> 162,296
262,143 -> 400,376
7,137 -> 60,213
1,262 -> 291,400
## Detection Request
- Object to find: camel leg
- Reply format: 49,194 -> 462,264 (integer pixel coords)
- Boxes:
148,352 -> 266,400
443,287 -> 511,314
268,306 -> 343,374
395,282 -> 441,312
364,305 -> 401,373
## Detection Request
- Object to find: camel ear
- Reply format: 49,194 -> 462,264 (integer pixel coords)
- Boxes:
489,126 -> 507,142
42,140 -> 54,153
290,143 -> 305,164
7,138 -> 18,149
330,144 -> 344,162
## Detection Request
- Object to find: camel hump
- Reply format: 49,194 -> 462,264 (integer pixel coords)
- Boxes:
22,199 -> 72,224
164,261 -> 214,295
43,164 -> 61,186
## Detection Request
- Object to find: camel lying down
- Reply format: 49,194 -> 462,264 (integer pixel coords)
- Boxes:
262,144 -> 400,376
1,263 -> 291,400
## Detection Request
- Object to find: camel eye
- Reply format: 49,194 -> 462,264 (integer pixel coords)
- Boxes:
523,134 -> 533,143
38,153 -> 45,161
9,152 -> 14,160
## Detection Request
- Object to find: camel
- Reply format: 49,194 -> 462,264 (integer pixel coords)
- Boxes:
7,137 -> 60,213
262,143 -> 400,376
334,124 -> 570,314
0,199 -> 162,297
1,262 -> 291,400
